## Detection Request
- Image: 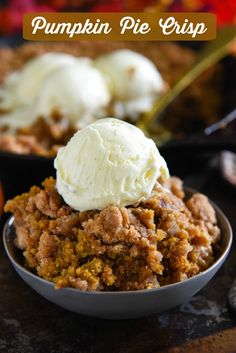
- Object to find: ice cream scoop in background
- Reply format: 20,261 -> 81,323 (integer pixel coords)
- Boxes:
0,58 -> 111,130
95,49 -> 165,120
0,49 -> 166,132
55,118 -> 169,211
0,53 -> 85,110
33,62 -> 111,129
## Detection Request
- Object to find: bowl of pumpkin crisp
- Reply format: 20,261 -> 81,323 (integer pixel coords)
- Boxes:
3,118 -> 232,319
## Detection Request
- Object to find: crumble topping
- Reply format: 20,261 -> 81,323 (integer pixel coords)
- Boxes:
5,176 -> 220,291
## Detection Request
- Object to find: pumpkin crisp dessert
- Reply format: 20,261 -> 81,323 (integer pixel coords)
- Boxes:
5,119 -> 220,291
0,42 -> 221,156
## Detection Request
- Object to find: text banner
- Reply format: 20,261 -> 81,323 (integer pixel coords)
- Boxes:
23,12 -> 216,41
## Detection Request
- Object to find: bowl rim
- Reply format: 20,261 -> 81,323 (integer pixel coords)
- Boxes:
3,193 -> 233,296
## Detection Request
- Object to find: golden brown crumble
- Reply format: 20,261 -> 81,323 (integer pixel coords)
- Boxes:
5,177 -> 220,291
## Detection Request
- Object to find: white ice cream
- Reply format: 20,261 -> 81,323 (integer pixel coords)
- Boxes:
0,58 -> 111,129
95,49 -> 165,120
0,49 -> 165,131
33,62 -> 111,128
54,118 -> 169,211
0,53 -> 84,110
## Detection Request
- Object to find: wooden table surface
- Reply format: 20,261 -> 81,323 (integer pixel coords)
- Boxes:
167,327 -> 236,353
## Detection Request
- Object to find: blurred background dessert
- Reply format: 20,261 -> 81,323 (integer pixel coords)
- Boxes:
0,48 -> 167,156
0,42 -> 224,156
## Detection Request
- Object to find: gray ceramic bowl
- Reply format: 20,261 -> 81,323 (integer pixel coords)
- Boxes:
3,192 -> 232,320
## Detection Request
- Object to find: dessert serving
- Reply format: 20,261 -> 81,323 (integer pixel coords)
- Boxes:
0,41 -> 221,156
5,118 -> 221,292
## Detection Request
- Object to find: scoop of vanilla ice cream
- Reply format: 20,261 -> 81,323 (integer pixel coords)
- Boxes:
0,53 -> 86,110
94,49 -> 165,119
34,62 -> 111,128
54,118 -> 169,211
0,59 -> 110,129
